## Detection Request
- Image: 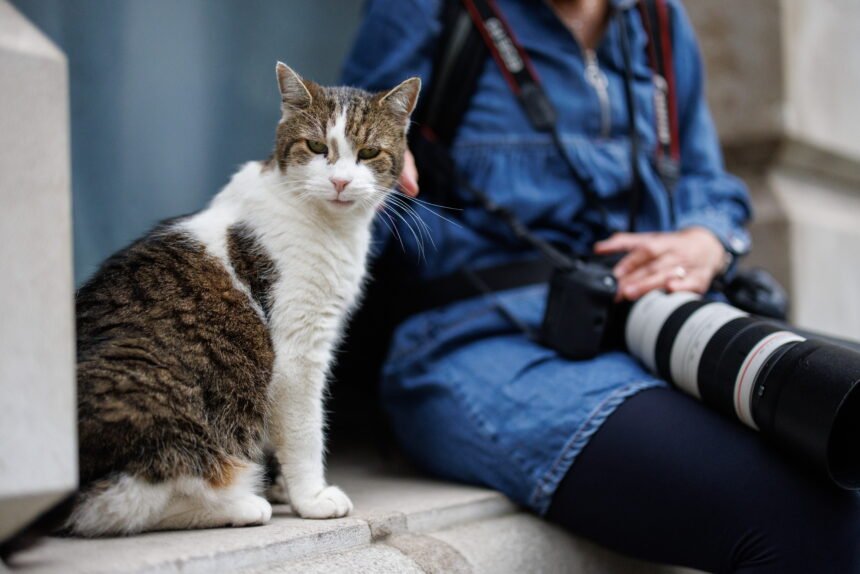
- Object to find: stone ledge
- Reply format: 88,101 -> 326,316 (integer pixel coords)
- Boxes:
0,0 -> 75,542
0,0 -> 65,61
6,454 -> 699,574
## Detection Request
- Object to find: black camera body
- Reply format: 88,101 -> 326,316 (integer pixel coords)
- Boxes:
540,257 -> 791,362
540,257 -> 628,360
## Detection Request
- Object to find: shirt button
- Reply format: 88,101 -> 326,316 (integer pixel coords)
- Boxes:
729,235 -> 747,254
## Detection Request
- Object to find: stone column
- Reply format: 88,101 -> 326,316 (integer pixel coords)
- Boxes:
687,0 -> 860,338
0,0 -> 76,541
775,0 -> 860,338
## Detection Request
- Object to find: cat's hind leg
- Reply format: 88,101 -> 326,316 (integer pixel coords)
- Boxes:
66,473 -> 173,537
152,460 -> 272,531
67,461 -> 272,536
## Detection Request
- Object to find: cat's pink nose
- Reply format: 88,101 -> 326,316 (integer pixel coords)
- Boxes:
330,177 -> 351,194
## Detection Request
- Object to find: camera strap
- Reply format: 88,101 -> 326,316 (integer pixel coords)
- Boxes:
397,0 -> 685,325
460,0 -> 614,233
638,0 -> 681,196
460,0 -> 681,233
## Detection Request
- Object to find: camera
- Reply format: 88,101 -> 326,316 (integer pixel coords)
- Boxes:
540,257 -> 627,360
540,260 -> 860,489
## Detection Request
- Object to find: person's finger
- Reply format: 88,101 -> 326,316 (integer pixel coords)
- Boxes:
666,270 -> 711,294
618,255 -> 680,300
612,242 -> 664,278
620,253 -> 678,284
621,265 -> 680,300
594,232 -> 653,255
398,150 -> 419,197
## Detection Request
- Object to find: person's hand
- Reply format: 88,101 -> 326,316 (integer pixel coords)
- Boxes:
594,227 -> 727,301
398,148 -> 419,197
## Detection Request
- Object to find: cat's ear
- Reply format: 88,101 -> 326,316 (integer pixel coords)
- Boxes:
276,62 -> 313,113
379,77 -> 421,124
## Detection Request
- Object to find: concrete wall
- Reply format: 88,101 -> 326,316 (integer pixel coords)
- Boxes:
783,0 -> 860,161
684,0 -> 784,145
687,0 -> 860,337
777,0 -> 860,337
0,0 -> 75,541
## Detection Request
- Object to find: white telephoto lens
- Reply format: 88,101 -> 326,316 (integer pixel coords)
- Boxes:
625,290 -> 698,373
669,302 -> 747,398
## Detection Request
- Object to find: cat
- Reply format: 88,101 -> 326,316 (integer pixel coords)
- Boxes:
67,63 -> 420,536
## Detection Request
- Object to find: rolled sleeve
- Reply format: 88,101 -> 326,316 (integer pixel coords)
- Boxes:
674,176 -> 752,257
669,0 -> 753,258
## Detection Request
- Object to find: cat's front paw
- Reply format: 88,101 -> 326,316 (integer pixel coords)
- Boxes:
291,486 -> 353,519
226,494 -> 273,527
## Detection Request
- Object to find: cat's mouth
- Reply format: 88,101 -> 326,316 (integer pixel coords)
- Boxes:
329,198 -> 355,207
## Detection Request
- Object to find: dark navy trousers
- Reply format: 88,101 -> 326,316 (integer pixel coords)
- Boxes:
547,387 -> 860,573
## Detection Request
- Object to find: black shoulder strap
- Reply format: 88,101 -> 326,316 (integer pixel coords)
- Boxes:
414,0 -> 487,145
638,0 -> 680,192
406,0 -> 484,209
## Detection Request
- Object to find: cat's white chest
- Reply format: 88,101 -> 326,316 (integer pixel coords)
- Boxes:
203,162 -> 375,358
262,211 -> 371,347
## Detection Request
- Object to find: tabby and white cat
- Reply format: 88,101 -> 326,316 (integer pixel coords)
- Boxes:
69,64 -> 420,536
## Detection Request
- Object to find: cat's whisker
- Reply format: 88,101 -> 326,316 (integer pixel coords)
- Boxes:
390,187 -> 463,212
293,190 -> 317,207
382,206 -> 418,253
382,195 -> 437,252
388,210 -> 424,260
375,190 -> 438,239
380,201 -> 426,261
370,187 -> 464,230
393,202 -> 435,257
376,208 -> 406,253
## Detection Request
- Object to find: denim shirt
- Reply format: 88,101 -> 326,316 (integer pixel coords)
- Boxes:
343,0 -> 752,278
340,0 -> 754,514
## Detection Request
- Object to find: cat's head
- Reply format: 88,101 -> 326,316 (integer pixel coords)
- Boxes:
269,62 -> 420,214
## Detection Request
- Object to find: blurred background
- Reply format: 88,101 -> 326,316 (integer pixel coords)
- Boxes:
7,0 -> 860,338
3,0 -> 860,550
11,0 -> 365,285
8,0 -> 860,337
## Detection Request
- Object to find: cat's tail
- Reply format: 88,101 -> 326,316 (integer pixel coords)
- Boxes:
1,474 -> 168,561
64,473 -> 171,537
0,494 -> 75,562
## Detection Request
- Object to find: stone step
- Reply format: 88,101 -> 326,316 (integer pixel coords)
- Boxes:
250,513 -> 701,574
5,454 -> 699,574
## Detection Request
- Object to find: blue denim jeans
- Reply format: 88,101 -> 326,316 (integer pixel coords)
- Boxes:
381,284 -> 666,513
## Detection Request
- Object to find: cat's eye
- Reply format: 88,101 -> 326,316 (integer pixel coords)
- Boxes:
306,140 -> 328,155
358,147 -> 381,160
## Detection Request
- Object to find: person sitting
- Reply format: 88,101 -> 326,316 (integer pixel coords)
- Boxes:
340,1 -> 860,571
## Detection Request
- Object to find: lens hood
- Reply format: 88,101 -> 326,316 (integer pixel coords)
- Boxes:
753,340 -> 860,489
